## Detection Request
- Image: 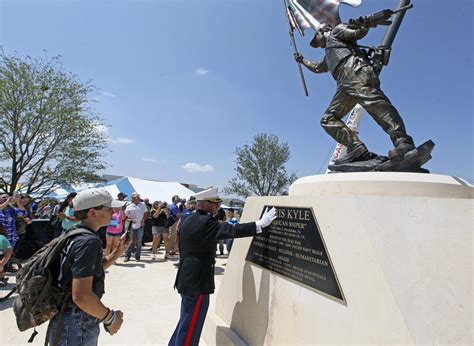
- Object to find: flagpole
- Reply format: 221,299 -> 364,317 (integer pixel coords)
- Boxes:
283,0 -> 309,97
381,0 -> 412,48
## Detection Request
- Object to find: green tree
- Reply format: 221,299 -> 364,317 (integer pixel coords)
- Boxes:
0,51 -> 108,196
224,133 -> 297,197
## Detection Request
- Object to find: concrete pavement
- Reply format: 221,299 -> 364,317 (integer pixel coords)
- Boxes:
0,243 -> 229,345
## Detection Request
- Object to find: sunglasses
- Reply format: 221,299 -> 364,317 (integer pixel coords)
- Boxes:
93,205 -> 113,211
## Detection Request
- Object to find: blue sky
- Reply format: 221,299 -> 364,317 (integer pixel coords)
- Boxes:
1,0 -> 472,190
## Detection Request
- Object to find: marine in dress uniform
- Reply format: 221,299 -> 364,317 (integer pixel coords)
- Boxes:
169,187 -> 276,346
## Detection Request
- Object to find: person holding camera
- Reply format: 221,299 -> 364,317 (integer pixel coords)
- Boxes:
0,193 -> 22,248
13,194 -> 33,247
151,201 -> 170,259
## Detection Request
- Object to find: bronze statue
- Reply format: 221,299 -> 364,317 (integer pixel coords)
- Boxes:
295,22 -> 416,165
284,2 -> 434,172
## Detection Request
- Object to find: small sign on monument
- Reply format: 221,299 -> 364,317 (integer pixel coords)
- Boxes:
246,205 -> 346,304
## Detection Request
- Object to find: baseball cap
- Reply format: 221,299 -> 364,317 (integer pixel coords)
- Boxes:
131,192 -> 141,198
117,192 -> 127,199
73,188 -> 126,211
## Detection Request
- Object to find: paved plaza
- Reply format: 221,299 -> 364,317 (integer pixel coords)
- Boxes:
0,244 -> 229,345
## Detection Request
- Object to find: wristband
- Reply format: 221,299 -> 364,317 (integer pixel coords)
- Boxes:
102,310 -> 116,325
99,308 -> 110,322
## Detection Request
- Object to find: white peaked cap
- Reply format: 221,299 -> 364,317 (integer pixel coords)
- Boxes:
194,187 -> 222,203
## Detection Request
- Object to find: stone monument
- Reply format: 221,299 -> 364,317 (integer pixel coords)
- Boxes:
202,173 -> 473,344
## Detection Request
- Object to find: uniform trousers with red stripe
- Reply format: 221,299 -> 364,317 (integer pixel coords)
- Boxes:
169,294 -> 210,346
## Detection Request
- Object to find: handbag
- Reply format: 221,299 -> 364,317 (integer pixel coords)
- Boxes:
15,216 -> 27,235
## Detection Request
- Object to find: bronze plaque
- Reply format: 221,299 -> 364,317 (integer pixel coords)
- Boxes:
246,206 -> 345,304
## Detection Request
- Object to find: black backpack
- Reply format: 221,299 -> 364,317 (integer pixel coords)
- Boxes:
13,228 -> 90,334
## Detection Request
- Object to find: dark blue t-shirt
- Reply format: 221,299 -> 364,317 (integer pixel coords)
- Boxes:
58,227 -> 105,298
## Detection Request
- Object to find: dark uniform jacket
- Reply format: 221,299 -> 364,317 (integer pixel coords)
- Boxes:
174,209 -> 256,296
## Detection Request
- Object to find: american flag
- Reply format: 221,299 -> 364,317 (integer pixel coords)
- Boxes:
289,0 -> 362,32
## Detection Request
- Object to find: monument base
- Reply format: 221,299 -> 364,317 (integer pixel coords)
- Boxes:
203,173 -> 472,345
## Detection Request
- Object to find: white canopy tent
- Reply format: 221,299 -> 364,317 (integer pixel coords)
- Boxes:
102,184 -> 121,199
19,177 -> 196,203
104,176 -> 195,203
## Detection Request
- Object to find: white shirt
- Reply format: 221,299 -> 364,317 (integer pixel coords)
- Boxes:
125,202 -> 148,229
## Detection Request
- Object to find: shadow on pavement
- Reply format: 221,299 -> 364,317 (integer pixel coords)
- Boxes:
114,263 -> 145,268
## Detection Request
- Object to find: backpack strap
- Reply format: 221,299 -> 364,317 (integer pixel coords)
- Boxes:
42,227 -> 95,269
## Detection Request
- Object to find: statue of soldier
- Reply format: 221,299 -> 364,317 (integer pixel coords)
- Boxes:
295,23 -> 415,164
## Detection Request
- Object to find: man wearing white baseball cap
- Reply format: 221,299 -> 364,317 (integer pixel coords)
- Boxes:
46,188 -> 130,345
169,187 -> 277,346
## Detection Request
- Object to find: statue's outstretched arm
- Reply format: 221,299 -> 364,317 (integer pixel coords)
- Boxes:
294,53 -> 329,74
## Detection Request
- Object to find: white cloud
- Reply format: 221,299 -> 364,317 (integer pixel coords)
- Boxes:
142,157 -> 158,163
94,123 -> 109,137
181,162 -> 214,173
111,137 -> 136,145
195,67 -> 209,75
92,90 -> 117,102
100,90 -> 117,98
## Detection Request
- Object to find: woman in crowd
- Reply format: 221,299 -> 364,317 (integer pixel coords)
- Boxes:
105,207 -> 125,256
0,193 -> 20,249
13,194 -> 33,250
58,192 -> 80,233
151,201 -> 170,259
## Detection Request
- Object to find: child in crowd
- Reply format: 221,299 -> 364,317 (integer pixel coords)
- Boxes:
105,207 -> 125,256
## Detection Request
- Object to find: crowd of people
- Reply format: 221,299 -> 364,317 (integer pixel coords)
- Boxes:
0,189 -> 241,287
3,186 -> 274,346
102,192 -> 240,262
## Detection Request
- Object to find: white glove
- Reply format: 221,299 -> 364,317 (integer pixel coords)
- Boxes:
256,207 -> 277,233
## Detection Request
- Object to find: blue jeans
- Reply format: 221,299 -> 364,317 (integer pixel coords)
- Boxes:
226,239 -> 234,252
126,227 -> 144,259
47,304 -> 100,346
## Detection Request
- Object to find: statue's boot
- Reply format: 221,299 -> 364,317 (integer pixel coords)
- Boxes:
334,142 -> 378,165
388,139 -> 416,161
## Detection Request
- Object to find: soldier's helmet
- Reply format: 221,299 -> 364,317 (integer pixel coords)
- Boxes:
310,23 -> 332,48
